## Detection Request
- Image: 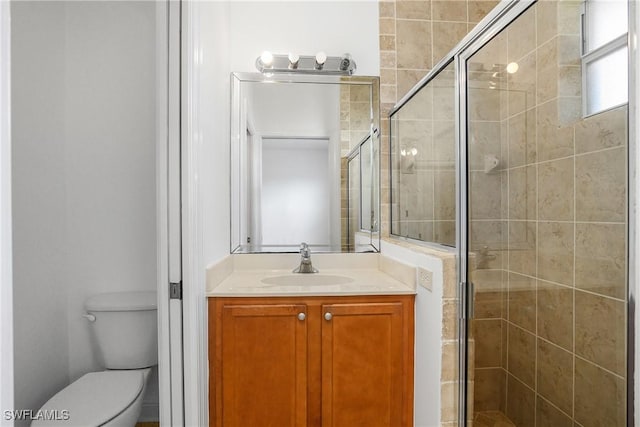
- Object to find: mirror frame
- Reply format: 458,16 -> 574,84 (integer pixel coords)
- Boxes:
230,72 -> 381,254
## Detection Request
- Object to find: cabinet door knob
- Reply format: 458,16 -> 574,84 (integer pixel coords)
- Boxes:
324,312 -> 333,321
298,312 -> 306,321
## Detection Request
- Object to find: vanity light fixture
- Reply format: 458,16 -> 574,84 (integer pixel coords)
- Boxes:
255,51 -> 356,75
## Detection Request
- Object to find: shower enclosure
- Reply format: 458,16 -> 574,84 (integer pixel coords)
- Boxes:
390,1 -> 633,425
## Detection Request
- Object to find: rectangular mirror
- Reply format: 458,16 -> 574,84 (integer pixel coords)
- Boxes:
230,73 -> 380,253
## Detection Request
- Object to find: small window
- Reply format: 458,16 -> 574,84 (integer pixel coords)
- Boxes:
582,0 -> 628,116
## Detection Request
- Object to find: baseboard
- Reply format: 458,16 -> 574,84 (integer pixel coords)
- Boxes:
138,402 -> 160,422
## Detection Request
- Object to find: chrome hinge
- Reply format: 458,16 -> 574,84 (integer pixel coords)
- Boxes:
169,281 -> 182,300
459,281 -> 475,320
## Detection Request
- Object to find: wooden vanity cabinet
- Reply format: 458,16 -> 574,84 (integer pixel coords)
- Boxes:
208,295 -> 415,427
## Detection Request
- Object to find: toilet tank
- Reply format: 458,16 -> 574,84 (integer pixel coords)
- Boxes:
85,291 -> 158,369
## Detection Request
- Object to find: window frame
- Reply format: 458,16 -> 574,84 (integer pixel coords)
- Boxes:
581,0 -> 629,117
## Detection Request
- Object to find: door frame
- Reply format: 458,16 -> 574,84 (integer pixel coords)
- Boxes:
0,1 -> 13,425
157,0 -> 185,425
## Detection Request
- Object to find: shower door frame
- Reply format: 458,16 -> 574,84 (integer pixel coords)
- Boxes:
455,1 -> 638,426
454,2 -> 535,424
391,0 -> 638,425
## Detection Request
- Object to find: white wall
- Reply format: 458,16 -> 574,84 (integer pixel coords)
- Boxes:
184,2 -> 231,425
11,4 -> 70,422
229,1 -> 380,75
11,1 -> 159,421
380,240 -> 446,427
262,139 -> 330,246
190,1 -> 378,422
0,1 -> 13,425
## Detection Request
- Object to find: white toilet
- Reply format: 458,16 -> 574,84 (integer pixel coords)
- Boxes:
33,291 -> 158,427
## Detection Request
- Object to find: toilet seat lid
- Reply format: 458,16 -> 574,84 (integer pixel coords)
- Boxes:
35,370 -> 143,426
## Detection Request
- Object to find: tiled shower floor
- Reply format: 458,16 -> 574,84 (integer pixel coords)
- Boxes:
473,410 -> 516,427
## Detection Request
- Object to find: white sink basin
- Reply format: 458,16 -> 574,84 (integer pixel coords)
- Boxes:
261,274 -> 354,286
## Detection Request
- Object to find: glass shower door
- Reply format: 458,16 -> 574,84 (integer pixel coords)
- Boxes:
463,2 -> 629,426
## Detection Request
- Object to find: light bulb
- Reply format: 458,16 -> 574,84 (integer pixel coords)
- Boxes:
288,52 -> 299,68
340,53 -> 352,71
410,148 -> 418,156
260,51 -> 274,67
506,62 -> 519,74
400,149 -> 406,156
315,51 -> 327,67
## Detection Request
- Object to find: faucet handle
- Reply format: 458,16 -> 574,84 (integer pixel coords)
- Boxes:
300,242 -> 310,258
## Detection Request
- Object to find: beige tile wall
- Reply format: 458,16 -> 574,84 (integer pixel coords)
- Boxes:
469,2 -> 628,426
380,0 -> 499,242
379,1 -> 498,425
382,1 -> 629,426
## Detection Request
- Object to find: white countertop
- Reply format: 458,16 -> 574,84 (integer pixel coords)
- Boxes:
206,253 -> 417,297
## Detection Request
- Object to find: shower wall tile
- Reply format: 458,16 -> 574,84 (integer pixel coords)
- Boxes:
575,223 -> 626,299
434,220 -> 455,246
507,107 -> 536,168
379,34 -> 396,51
508,50 -> 537,116
469,87 -> 502,121
538,157 -> 573,221
508,273 -> 536,333
557,1 -> 581,35
433,85 -> 456,120
536,396 -> 572,427
574,358 -> 626,427
432,0 -> 467,22
505,374 -> 535,427
575,147 -> 626,222
473,270 -> 503,319
396,0 -> 430,20
468,0 -> 499,23
575,290 -> 626,377
469,121 -> 502,170
396,19 -> 432,69
537,221 -> 574,286
536,339 -> 573,415
575,106 -> 627,154
470,172 -> 502,218
379,1 -> 395,18
379,17 -> 396,35
507,6 -> 536,63
507,221 -> 536,276
434,171 -> 455,220
536,0 -> 558,46
507,324 -> 536,387
474,319 -> 502,368
433,121 -> 456,162
474,368 -> 506,412
536,99 -> 574,161
536,39 -> 558,104
508,165 -> 537,220
432,21 -> 468,65
558,65 -> 581,97
537,280 -> 573,351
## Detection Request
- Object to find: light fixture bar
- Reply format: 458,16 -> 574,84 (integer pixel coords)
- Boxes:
255,52 -> 356,75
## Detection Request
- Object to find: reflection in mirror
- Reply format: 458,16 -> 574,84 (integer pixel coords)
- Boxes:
231,73 -> 380,253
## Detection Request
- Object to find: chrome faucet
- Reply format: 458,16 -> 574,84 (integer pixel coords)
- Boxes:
293,242 -> 318,273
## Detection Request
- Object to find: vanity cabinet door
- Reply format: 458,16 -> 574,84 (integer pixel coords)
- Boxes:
218,303 -> 308,427
320,300 -> 413,427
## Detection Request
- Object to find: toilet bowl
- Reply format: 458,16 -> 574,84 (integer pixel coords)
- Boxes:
32,368 -> 151,427
33,291 -> 157,427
